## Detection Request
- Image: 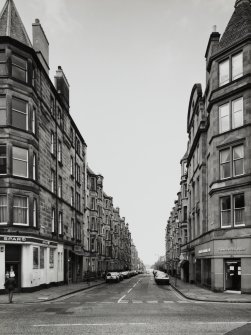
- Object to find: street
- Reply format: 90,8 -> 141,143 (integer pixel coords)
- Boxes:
0,273 -> 251,334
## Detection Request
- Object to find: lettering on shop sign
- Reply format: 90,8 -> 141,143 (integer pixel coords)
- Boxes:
3,236 -> 26,242
198,248 -> 210,254
218,248 -> 246,252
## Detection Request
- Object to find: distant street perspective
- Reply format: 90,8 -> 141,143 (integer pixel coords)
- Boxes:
0,0 -> 251,334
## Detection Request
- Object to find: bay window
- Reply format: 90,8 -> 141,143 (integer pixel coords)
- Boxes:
234,194 -> 245,226
220,194 -> 245,228
12,98 -> 28,131
219,97 -> 243,133
0,96 -> 6,125
13,195 -> 28,225
232,53 -> 243,80
0,195 -> 7,224
12,146 -> 28,178
219,52 -> 243,87
12,54 -> 27,82
219,59 -> 229,86
220,148 -> 230,179
0,144 -> 7,174
220,144 -> 244,179
233,145 -> 244,176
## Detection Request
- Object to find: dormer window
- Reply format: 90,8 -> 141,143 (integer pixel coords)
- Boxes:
219,52 -> 243,87
12,54 -> 27,83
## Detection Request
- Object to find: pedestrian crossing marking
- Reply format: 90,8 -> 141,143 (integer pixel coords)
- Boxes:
132,300 -> 143,303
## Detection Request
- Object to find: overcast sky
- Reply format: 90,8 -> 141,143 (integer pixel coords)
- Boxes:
4,0 -> 236,265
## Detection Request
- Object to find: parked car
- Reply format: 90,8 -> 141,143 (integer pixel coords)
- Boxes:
105,272 -> 120,283
154,272 -> 170,285
121,271 -> 130,279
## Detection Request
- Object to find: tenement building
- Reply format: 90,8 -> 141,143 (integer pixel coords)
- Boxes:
0,0 -> 138,292
166,0 -> 251,293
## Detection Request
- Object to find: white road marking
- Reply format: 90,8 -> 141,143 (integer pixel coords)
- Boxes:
117,295 -> 126,303
127,288 -> 132,293
100,302 -> 114,304
177,301 -> 189,303
195,322 -> 251,325
33,323 -> 147,327
132,300 -> 143,303
70,302 -> 81,304
163,301 -> 174,303
147,301 -> 158,303
118,300 -> 128,303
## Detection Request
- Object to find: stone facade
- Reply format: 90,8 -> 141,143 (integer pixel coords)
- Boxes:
166,0 -> 251,293
0,0 -> 138,292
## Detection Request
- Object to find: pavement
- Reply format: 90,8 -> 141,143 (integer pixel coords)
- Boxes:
169,276 -> 251,303
0,278 -> 105,304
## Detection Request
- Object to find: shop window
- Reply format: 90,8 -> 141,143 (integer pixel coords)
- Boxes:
40,247 -> 45,269
12,98 -> 28,131
0,144 -> 7,174
0,96 -> 6,125
0,195 -> 7,224
13,196 -> 28,225
49,249 -> 54,268
33,247 -> 39,269
12,54 -> 27,82
13,146 -> 28,178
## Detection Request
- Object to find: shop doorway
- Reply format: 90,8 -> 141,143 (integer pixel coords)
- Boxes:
225,259 -> 241,291
5,245 -> 21,292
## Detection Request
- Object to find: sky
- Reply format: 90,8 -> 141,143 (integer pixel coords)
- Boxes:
2,0 -> 236,266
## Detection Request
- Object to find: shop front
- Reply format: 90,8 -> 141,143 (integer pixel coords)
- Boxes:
195,237 -> 251,293
0,235 -> 64,292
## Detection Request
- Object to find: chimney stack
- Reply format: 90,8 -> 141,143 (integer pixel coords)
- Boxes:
32,19 -> 49,75
54,66 -> 70,111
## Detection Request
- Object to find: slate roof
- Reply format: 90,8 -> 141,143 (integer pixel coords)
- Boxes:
218,0 -> 251,51
0,0 -> 32,47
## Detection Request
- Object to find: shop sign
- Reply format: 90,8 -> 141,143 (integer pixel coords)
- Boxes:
218,248 -> 246,253
198,248 -> 210,254
0,235 -> 57,247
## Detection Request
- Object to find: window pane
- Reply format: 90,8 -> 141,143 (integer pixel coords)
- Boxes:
220,149 -> 230,163
221,162 -> 231,179
232,53 -> 243,80
0,145 -> 6,174
221,196 -> 231,210
233,145 -> 243,160
219,104 -> 230,133
13,147 -> 28,177
0,195 -> 7,223
33,247 -> 39,269
13,196 -> 28,224
234,194 -> 244,209
219,59 -> 229,86
13,147 -> 27,161
232,98 -> 243,128
12,55 -> 26,69
12,98 -> 26,113
40,247 -> 45,269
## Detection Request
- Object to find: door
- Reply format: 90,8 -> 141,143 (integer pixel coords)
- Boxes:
225,259 -> 241,291
5,245 -> 21,292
